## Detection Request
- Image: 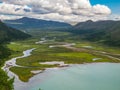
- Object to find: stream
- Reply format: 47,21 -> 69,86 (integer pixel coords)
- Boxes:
2,48 -> 35,90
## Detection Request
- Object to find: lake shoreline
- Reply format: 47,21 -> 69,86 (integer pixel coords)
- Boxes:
11,63 -> 120,90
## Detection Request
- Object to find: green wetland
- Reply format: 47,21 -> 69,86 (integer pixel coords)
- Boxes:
4,30 -> 120,90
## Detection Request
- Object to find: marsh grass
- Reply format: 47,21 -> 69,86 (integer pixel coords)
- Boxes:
10,42 -> 118,82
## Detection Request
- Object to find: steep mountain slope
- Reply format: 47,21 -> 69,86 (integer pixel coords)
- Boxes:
4,17 -> 72,30
0,20 -> 31,43
72,20 -> 120,46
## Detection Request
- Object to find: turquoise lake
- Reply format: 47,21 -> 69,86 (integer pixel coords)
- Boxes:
15,63 -> 120,90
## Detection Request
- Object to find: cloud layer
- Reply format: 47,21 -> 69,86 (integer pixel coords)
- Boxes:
0,0 -> 111,23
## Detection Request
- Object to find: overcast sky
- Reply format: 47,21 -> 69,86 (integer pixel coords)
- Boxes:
0,0 -> 119,23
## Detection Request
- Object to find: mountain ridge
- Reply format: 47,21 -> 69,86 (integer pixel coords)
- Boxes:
4,17 -> 72,30
71,20 -> 120,46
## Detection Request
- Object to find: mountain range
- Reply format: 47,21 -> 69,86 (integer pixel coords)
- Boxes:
3,17 -> 120,47
4,17 -> 72,30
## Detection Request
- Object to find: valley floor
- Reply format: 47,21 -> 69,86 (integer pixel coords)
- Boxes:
5,33 -> 120,82
2,30 -> 120,83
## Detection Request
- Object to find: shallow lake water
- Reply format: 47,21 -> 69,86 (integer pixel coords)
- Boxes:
15,63 -> 120,90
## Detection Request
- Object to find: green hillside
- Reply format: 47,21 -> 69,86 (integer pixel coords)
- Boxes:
71,20 -> 120,47
0,20 -> 31,43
